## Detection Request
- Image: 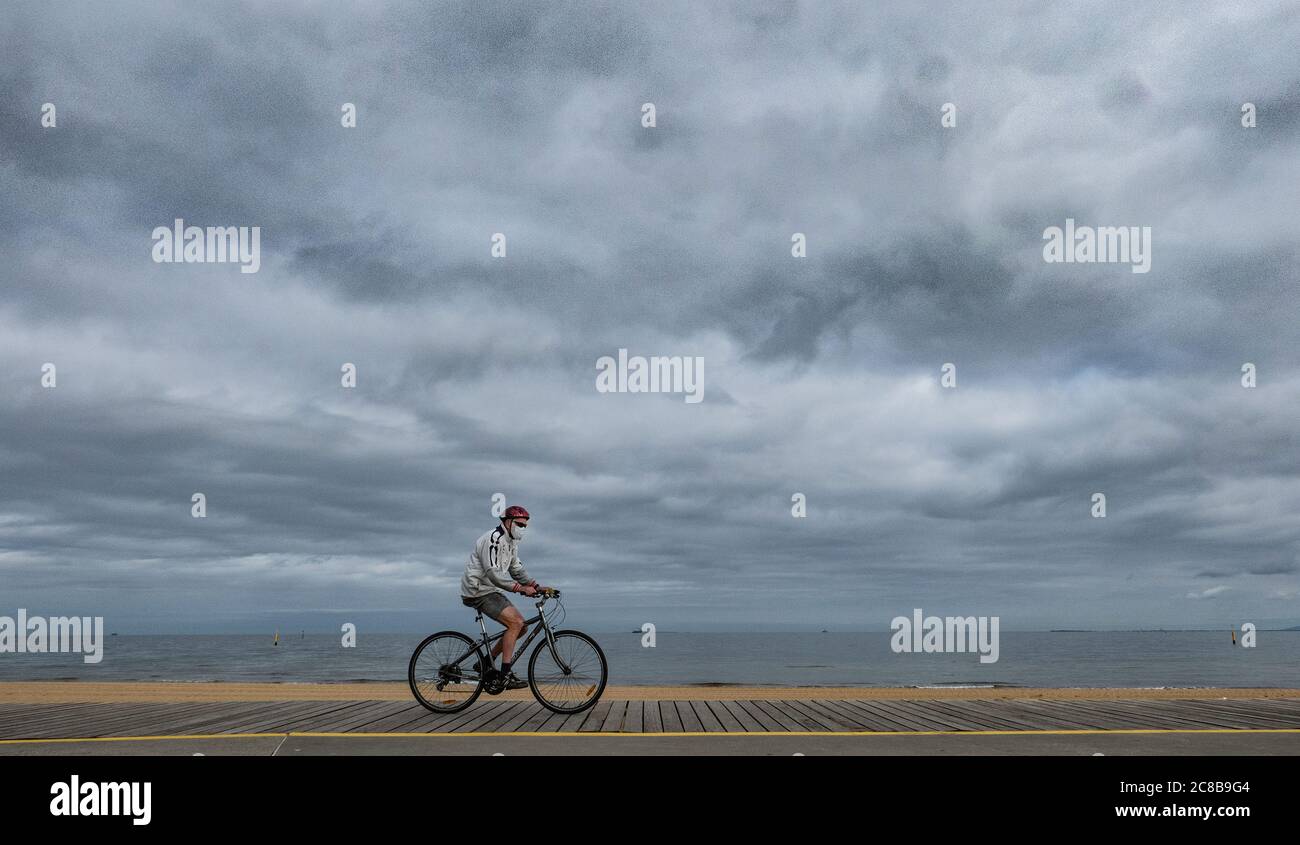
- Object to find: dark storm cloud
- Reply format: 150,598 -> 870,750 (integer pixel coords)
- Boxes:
1,0 -> 1298,633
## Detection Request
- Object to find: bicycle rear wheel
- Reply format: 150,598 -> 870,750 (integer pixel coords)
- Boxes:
528,630 -> 608,714
409,631 -> 485,713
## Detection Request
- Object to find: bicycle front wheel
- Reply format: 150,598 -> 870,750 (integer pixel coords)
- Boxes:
409,631 -> 485,714
528,630 -> 608,714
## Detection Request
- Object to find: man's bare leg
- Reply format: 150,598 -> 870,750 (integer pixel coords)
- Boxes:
497,606 -> 527,668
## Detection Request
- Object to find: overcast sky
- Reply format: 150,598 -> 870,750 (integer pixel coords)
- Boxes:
2,1 -> 1298,633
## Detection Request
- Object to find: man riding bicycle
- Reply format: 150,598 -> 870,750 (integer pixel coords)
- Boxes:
460,504 -> 551,690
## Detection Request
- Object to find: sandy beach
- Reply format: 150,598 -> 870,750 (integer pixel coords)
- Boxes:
2,681 -> 1298,704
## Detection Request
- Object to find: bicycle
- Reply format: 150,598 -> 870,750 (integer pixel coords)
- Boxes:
408,589 -> 608,714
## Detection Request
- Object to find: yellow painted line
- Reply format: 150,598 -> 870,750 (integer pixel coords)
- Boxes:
2,728 -> 1299,744
290,728 -> 1300,738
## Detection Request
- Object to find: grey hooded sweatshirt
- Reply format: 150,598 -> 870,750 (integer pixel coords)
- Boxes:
461,525 -> 534,598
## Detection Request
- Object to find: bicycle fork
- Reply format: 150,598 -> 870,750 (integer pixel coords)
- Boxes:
533,598 -> 578,675
538,622 -> 575,675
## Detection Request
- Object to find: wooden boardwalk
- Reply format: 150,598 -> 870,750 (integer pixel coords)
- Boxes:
2,696 -> 1300,739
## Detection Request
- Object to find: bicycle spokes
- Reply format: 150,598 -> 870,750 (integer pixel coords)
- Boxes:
411,633 -> 483,711
529,632 -> 607,713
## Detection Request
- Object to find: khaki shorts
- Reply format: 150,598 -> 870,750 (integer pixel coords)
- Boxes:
462,592 -> 513,623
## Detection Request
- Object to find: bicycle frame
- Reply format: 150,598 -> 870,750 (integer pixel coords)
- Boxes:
454,597 -> 572,678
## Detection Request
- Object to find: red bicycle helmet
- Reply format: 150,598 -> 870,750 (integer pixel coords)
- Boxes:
503,505 -> 530,520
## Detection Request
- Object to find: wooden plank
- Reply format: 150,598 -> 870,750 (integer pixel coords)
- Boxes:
60,703 -> 199,738
237,701 -> 364,733
1038,699 -> 1168,730
689,701 -> 724,732
1148,699 -> 1280,730
803,700 -> 879,730
1216,700 -> 1300,726
985,699 -> 1083,730
866,700 -> 959,731
553,708 -> 593,732
641,700 -> 663,733
622,701 -> 643,733
41,702 -> 211,738
1176,700 -> 1300,728
301,701 -> 407,733
1140,700 -> 1251,729
599,700 -> 627,732
0,703 -> 37,713
1030,699 -> 1156,730
935,699 -> 1074,731
1244,699 -> 1300,717
782,700 -> 854,731
701,700 -> 744,732
810,699 -> 895,731
832,696 -> 915,728
1240,702 -> 1300,723
730,700 -> 776,731
718,700 -> 762,731
659,699 -> 684,732
0,702 -> 155,738
774,696 -> 847,728
520,705 -> 560,732
105,702 -> 285,737
964,700 -> 1061,731
356,703 -> 451,734
749,700 -> 805,731
151,702 -> 285,735
448,701 -> 513,733
527,711 -> 566,732
249,700 -> 373,733
914,700 -> 1011,731
0,704 -> 46,725
0,702 -> 142,734
498,703 -> 546,733
425,701 -> 498,733
477,702 -> 530,733
59,702 -> 204,738
336,701 -> 429,733
1060,699 -> 1193,729
0,705 -> 56,733
0,701 -> 128,723
207,701 -> 319,733
1094,700 -> 1228,730
206,696 -> 318,728
143,701 -> 285,733
1004,699 -> 1106,729
768,700 -> 826,732
1148,702 -> 1278,730
227,701 -> 372,734
401,708 -> 465,733
674,701 -> 704,731
16,696 -> 1298,738
578,698 -> 614,732
0,703 -> 45,712
1011,699 -> 1121,730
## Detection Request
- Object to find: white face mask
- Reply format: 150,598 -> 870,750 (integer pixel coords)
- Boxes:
510,523 -> 528,542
